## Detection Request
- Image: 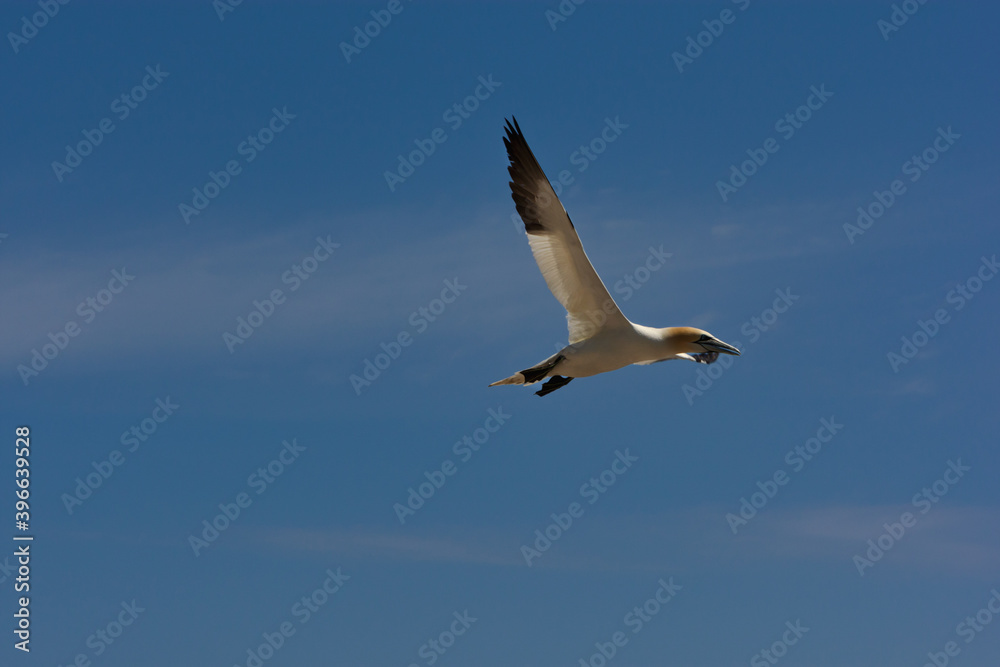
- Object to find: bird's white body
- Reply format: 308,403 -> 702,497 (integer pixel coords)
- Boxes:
551,324 -> 683,378
491,118 -> 740,396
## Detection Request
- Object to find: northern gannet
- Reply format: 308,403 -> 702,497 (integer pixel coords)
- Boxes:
490,118 -> 741,397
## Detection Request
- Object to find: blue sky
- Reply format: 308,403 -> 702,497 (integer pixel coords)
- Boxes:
3,1 -> 999,665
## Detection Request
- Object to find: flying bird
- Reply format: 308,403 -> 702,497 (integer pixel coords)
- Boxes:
490,117 -> 741,397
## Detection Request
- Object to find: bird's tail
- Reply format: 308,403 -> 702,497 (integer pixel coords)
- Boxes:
489,353 -> 564,387
489,372 -> 525,387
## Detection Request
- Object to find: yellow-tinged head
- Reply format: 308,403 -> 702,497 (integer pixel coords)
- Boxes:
664,326 -> 741,356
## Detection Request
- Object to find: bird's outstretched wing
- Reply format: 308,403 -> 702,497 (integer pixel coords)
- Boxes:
504,117 -> 630,344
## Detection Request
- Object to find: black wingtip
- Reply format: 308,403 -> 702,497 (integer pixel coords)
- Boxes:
503,116 -> 522,141
534,375 -> 573,396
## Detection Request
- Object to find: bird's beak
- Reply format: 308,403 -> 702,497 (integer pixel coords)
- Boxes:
700,338 -> 741,356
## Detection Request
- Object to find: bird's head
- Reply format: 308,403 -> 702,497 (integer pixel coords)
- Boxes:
666,326 -> 741,357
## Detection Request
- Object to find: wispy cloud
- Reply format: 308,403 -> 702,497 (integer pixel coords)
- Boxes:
239,504 -> 1000,578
